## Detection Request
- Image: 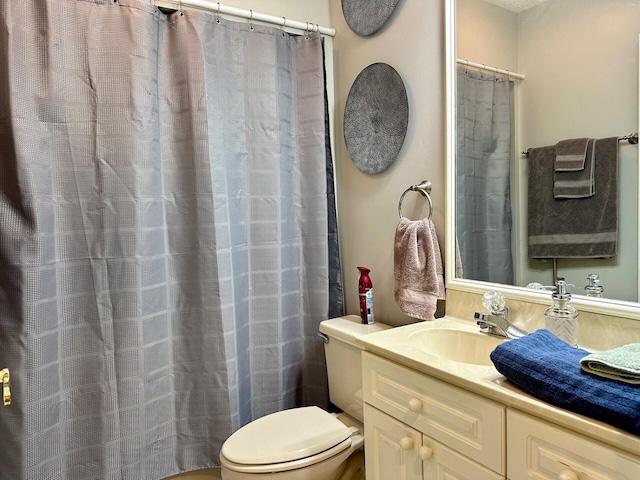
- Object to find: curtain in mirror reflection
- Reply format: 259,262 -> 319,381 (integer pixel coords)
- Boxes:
456,67 -> 514,285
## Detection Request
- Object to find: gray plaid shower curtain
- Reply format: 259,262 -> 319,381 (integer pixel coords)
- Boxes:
0,1 -> 339,478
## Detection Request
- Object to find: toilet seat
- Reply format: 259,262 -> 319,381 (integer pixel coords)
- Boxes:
220,406 -> 354,474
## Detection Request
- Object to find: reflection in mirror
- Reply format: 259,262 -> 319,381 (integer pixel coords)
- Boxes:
456,55 -> 515,287
453,0 -> 640,304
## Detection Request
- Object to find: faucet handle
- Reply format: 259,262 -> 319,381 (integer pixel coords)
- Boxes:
482,290 -> 506,315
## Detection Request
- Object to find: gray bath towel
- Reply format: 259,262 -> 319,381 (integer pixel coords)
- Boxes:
553,138 -> 595,199
528,136 -> 618,259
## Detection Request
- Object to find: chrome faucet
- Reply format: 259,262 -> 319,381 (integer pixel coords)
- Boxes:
474,312 -> 528,339
474,290 -> 528,339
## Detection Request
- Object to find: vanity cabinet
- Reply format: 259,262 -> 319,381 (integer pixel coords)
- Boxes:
507,410 -> 640,480
362,351 -> 506,479
362,350 -> 640,480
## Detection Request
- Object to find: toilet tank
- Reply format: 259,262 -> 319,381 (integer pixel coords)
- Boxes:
319,315 -> 391,424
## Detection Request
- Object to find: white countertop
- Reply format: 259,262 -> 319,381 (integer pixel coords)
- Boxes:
355,316 -> 640,457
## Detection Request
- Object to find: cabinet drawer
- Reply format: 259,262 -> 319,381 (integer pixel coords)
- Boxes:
507,409 -> 640,479
362,352 -> 505,474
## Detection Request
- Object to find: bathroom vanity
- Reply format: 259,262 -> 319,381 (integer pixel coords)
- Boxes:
357,317 -> 640,480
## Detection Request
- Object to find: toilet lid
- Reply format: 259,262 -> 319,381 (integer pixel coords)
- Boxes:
221,406 -> 352,465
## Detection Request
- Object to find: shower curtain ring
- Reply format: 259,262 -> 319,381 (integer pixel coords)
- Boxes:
249,9 -> 254,31
216,2 -> 221,23
305,22 -> 309,39
281,17 -> 287,35
179,0 -> 183,16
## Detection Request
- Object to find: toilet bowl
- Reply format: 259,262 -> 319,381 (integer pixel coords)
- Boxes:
219,315 -> 390,480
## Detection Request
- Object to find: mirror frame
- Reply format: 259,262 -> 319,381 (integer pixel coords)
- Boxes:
443,0 -> 640,320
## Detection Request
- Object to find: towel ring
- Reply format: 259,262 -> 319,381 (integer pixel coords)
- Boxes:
398,180 -> 433,220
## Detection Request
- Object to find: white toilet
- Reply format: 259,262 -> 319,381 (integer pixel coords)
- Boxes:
219,315 -> 390,479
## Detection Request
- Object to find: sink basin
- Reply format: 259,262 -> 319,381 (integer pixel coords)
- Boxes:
407,328 -> 506,366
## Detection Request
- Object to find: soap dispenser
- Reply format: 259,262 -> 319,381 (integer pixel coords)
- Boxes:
545,279 -> 578,347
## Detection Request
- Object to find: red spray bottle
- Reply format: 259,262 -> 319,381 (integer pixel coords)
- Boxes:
357,266 -> 375,324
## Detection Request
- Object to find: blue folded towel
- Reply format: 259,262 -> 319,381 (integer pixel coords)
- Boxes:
490,329 -> 640,435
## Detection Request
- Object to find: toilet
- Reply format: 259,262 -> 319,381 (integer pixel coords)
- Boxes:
219,315 -> 391,479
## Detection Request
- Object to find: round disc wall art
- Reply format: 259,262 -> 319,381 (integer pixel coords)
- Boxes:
341,0 -> 401,36
343,63 -> 409,175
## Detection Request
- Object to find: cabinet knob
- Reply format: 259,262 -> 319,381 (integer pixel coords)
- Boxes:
408,397 -> 422,412
419,446 -> 433,460
399,436 -> 414,450
558,468 -> 579,480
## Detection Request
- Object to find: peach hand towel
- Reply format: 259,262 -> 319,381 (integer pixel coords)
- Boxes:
394,217 -> 444,320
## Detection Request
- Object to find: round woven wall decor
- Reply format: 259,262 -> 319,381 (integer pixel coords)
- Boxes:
341,0 -> 401,36
344,63 -> 409,175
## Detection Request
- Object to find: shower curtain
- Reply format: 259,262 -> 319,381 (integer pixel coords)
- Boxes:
456,67 -> 513,285
0,1 -> 341,478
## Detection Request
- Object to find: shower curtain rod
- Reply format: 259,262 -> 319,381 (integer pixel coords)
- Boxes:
155,0 -> 336,37
457,58 -> 525,80
521,133 -> 639,156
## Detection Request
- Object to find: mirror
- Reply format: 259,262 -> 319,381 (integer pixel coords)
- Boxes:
444,0 -> 640,318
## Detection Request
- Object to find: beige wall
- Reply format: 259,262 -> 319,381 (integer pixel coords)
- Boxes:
200,0 -> 331,25
156,0 -> 331,25
328,0 -> 447,326
457,0 -> 518,71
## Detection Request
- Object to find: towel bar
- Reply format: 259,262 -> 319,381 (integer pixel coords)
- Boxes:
521,132 -> 638,156
398,180 -> 433,220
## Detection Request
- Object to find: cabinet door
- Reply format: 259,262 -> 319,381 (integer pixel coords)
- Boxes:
422,434 -> 504,480
508,409 -> 640,480
364,403 -> 422,480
